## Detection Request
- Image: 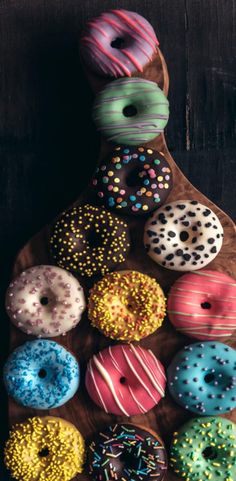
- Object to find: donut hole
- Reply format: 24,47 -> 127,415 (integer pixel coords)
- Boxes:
119,376 -> 127,384
40,296 -> 49,306
87,229 -> 103,248
179,230 -> 189,242
123,105 -> 138,117
204,373 -> 215,384
38,447 -> 49,458
202,446 -> 217,460
126,167 -> 143,187
201,301 -> 211,309
111,37 -> 125,49
38,368 -> 47,379
119,450 -> 137,468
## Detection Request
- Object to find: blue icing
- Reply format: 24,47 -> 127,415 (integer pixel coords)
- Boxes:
167,341 -> 236,415
3,339 -> 79,409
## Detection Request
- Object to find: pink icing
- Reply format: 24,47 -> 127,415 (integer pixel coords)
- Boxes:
167,269 -> 236,340
85,344 -> 166,416
80,9 -> 159,78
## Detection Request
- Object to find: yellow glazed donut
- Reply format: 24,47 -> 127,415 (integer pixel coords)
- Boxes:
4,416 -> 85,481
88,270 -> 166,341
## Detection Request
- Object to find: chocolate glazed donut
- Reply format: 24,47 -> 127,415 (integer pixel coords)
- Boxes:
87,423 -> 168,481
92,145 -> 173,215
50,204 -> 130,277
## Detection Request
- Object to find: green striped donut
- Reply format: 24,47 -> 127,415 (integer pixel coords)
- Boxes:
93,77 -> 169,145
170,416 -> 236,481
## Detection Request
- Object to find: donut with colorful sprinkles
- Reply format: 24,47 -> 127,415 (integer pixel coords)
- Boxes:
144,200 -> 224,271
93,77 -> 169,145
85,344 -> 166,416
80,9 -> 159,78
167,341 -> 236,415
50,204 -> 130,277
92,145 -> 173,215
88,270 -> 166,341
167,269 -> 236,340
4,416 -> 85,481
170,416 -> 236,481
87,423 -> 168,481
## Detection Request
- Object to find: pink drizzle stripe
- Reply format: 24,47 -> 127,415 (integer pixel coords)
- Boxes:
112,10 -> 158,48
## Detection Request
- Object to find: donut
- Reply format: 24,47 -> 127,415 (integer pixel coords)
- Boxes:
87,423 -> 168,481
167,269 -> 236,340
92,145 -> 173,215
85,343 -> 166,416
5,265 -> 86,336
88,270 -> 166,341
3,339 -> 79,409
80,9 -> 159,78
144,200 -> 224,271
50,204 -> 130,277
93,77 -> 169,145
167,341 -> 236,415
170,416 -> 236,481
4,416 -> 85,481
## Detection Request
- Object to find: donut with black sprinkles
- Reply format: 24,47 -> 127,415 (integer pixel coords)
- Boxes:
144,200 -> 224,271
50,204 -> 130,277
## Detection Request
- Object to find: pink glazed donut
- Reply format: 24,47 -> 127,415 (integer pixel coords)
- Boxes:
85,344 -> 166,416
167,269 -> 236,340
80,9 -> 159,78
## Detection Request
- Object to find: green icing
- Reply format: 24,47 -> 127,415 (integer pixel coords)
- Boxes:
170,416 -> 236,481
93,77 -> 169,145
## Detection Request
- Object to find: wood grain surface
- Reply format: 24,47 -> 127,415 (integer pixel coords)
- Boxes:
6,41 -> 236,481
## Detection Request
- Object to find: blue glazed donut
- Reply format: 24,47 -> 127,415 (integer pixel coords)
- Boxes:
3,339 -> 79,409
167,341 -> 236,415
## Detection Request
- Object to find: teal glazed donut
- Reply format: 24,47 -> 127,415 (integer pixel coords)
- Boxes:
3,339 -> 80,409
93,77 -> 169,145
170,416 -> 236,481
167,341 -> 236,415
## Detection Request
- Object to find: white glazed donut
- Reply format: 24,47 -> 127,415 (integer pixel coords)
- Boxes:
6,265 -> 86,336
144,200 -> 224,271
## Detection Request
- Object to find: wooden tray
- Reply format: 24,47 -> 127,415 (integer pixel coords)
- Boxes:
8,46 -> 236,481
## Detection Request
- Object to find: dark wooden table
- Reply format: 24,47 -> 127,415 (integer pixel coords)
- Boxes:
0,1 -> 235,479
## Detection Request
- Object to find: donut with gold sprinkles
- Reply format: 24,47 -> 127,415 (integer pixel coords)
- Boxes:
4,416 -> 85,481
87,423 -> 168,481
92,145 -> 173,215
88,270 -> 166,341
50,204 -> 130,277
170,416 -> 236,481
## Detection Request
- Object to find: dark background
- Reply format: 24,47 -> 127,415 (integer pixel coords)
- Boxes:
0,0 -> 235,478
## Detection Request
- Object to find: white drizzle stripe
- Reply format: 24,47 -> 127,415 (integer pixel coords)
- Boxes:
177,276 -> 236,287
191,271 -> 236,286
132,345 -> 165,396
168,310 -> 236,320
121,347 -> 158,404
128,385 -> 146,413
173,287 -> 236,299
147,348 -> 166,379
108,346 -> 123,374
169,293 -> 236,305
176,322 -> 236,328
89,363 -> 108,413
92,355 -> 129,416
176,330 -> 229,337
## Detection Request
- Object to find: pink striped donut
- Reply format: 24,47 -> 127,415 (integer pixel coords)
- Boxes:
80,9 -> 159,78
85,344 -> 166,416
167,269 -> 236,340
